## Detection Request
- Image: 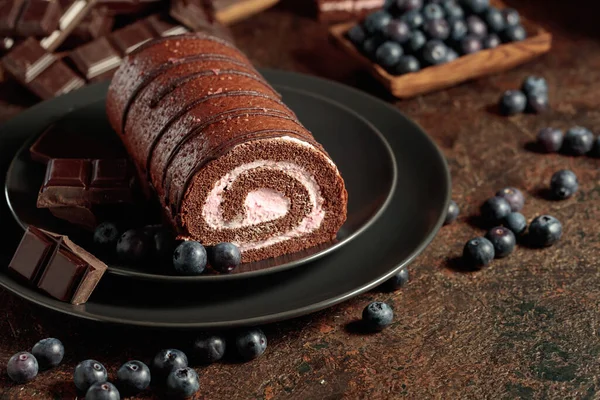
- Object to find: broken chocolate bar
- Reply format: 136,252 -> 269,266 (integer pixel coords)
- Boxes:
15,0 -> 63,37
9,226 -> 107,304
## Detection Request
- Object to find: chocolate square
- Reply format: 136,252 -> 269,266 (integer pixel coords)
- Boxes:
90,159 -> 129,188
1,37 -> 56,82
16,0 -> 63,37
69,36 -> 121,79
37,246 -> 87,302
44,158 -> 91,187
145,14 -> 188,37
8,226 -> 60,281
109,21 -> 155,55
28,59 -> 85,99
0,0 -> 26,36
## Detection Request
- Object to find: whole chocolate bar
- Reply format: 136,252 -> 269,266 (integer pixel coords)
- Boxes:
15,0 -> 63,37
8,226 -> 107,304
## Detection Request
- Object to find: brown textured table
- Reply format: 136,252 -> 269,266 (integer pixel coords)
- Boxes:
1,0 -> 600,398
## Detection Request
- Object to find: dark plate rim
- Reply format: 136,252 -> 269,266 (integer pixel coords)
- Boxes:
3,83 -> 398,282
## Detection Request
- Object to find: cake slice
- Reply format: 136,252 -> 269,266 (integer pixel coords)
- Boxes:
106,33 -> 348,262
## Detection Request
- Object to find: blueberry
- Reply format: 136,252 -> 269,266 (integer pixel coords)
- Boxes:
406,30 -> 427,53
495,187 -> 524,212
462,237 -> 495,268
362,36 -> 383,57
460,35 -> 483,54
521,76 -> 548,97
423,3 -> 444,20
7,352 -> 38,383
383,268 -> 409,291
483,7 -> 505,32
422,40 -> 449,65
396,0 -> 423,12
375,41 -> 404,68
499,90 -> 527,115
483,33 -> 501,49
362,302 -> 394,331
503,212 -> 527,236
347,25 -> 366,47
166,368 -> 200,399
192,335 -> 226,364
550,170 -> 578,200
116,229 -> 152,264
502,8 -> 520,27
85,382 -> 120,400
446,48 -> 459,62
152,349 -> 188,380
529,215 -> 562,247
173,241 -> 207,275
394,55 -> 421,74
563,126 -> 594,155
459,0 -> 489,13
117,360 -> 151,395
32,338 -> 64,369
526,93 -> 549,114
235,328 -> 267,361
363,10 -> 393,34
466,15 -> 487,38
424,19 -> 450,40
481,196 -> 512,224
444,200 -> 460,225
400,9 -> 424,29
485,226 -> 516,258
537,127 -> 563,153
502,25 -> 527,42
443,0 -> 464,19
449,18 -> 468,41
385,20 -> 411,43
208,242 -> 242,274
74,360 -> 108,392
592,136 -> 600,157
93,222 -> 120,255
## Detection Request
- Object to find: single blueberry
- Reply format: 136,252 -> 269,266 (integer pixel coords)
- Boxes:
481,196 -> 512,224
347,25 -> 366,47
235,328 -> 267,361
152,349 -> 188,380
503,212 -> 527,236
521,75 -> 548,97
495,187 -> 524,212
400,9 -> 424,29
166,368 -> 200,399
74,360 -> 108,392
375,41 -> 404,69
208,242 -> 241,274
422,39 -> 449,65
444,200 -> 460,225
394,55 -> 421,74
537,128 -> 563,153
363,10 -> 393,34
459,0 -> 489,13
116,229 -> 153,264
85,382 -> 120,400
383,268 -> 409,291
173,241 -> 207,275
7,352 -> 38,383
385,20 -> 411,43
423,4 -> 444,21
502,8 -> 520,27
362,35 -> 384,57
499,90 -> 527,115
446,48 -> 459,62
550,170 -> 579,200
592,136 -> 600,157
462,237 -> 495,268
396,0 -> 423,12
406,30 -> 427,53
563,126 -> 594,155
485,226 -> 516,258
93,222 -> 120,255
460,35 -> 483,54
529,215 -> 562,247
502,25 -> 527,42
117,360 -> 151,395
483,33 -> 501,49
424,19 -> 450,40
443,0 -> 464,20
526,93 -> 549,114
449,18 -> 468,41
483,7 -> 505,32
32,338 -> 64,369
192,335 -> 226,364
466,15 -> 487,38
362,302 -> 394,331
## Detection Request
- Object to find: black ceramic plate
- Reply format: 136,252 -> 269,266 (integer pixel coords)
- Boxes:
5,85 -> 396,282
0,70 -> 450,328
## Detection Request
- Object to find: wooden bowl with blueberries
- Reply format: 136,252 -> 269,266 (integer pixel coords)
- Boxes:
329,0 -> 552,98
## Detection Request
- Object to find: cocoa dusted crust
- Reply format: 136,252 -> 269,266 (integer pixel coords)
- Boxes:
106,33 -> 348,262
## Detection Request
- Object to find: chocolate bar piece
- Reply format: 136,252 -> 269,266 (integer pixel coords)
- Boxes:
108,20 -> 155,55
28,57 -> 85,98
40,0 -> 97,52
47,206 -> 97,230
316,0 -> 385,22
9,226 -> 107,304
169,0 -> 215,32
0,0 -> 26,36
145,14 -> 188,37
69,36 -> 121,79
16,0 -> 62,37
71,7 -> 113,42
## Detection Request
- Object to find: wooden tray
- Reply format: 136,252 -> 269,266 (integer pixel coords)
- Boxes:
216,0 -> 280,24
329,5 -> 552,98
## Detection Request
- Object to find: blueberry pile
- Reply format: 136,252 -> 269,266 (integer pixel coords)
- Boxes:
347,0 -> 526,76
537,126 -> 599,157
6,338 -> 63,384
499,75 -> 549,115
93,222 -> 242,276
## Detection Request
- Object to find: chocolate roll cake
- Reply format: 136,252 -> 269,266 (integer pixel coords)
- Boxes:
106,33 -> 347,262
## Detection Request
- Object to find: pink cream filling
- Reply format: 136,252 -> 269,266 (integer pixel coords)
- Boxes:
202,160 -> 325,252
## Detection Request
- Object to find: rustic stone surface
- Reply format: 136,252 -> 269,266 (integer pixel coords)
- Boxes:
1,0 -> 600,398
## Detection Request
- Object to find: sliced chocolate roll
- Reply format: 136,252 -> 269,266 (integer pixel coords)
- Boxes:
106,33 -> 347,262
